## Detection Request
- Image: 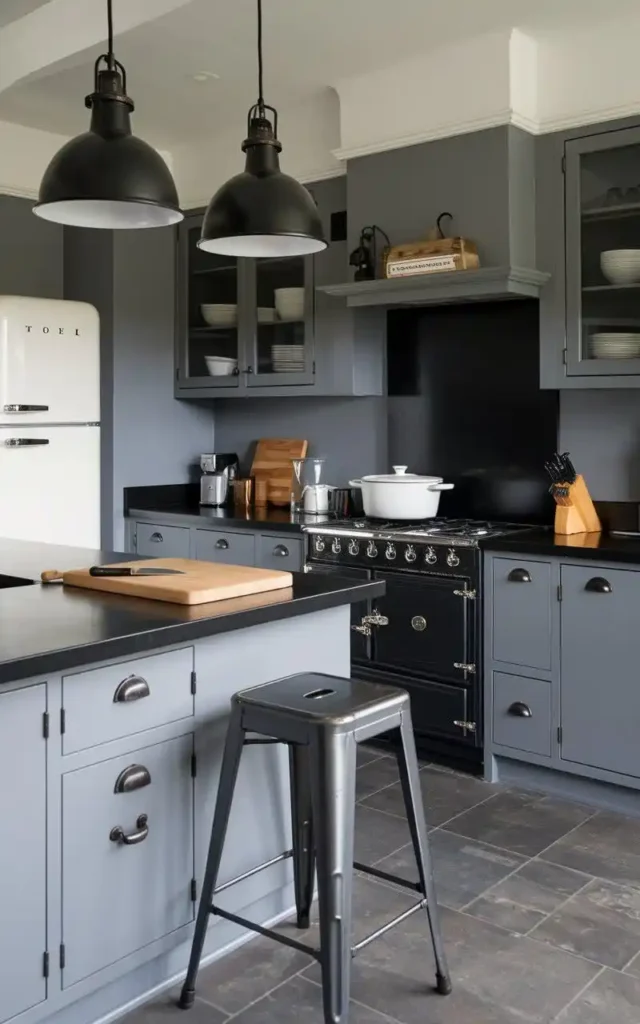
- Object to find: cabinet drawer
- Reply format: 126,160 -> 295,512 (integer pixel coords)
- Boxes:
493,672 -> 551,757
256,533 -> 304,572
62,733 -> 194,987
195,529 -> 255,565
62,648 -> 194,755
135,522 -> 190,558
492,557 -> 552,671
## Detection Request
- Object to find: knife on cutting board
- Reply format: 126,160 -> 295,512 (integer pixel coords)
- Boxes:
41,566 -> 186,583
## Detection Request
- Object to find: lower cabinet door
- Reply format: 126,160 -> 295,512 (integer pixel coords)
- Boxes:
306,564 -> 371,662
61,733 -> 194,988
0,685 -> 47,1024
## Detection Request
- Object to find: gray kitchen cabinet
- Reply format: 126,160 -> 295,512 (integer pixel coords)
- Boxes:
195,528 -> 256,565
538,117 -> 640,388
61,732 -> 194,987
256,532 -> 305,572
0,684 -> 47,1024
135,522 -> 190,559
491,557 -> 552,671
560,564 -> 640,777
492,671 -> 552,758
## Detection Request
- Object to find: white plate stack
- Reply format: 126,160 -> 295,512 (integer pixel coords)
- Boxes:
271,345 -> 305,372
590,333 -> 640,359
201,304 -> 237,327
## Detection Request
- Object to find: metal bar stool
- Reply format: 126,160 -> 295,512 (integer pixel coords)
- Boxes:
179,674 -> 452,1024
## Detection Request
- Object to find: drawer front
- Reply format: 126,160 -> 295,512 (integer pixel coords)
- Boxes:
62,648 -> 194,755
257,533 -> 304,572
135,522 -> 190,558
195,529 -> 255,565
493,672 -> 551,757
492,557 -> 552,670
62,734 -> 194,987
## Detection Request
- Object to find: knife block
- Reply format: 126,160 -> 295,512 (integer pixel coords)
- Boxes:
554,475 -> 601,535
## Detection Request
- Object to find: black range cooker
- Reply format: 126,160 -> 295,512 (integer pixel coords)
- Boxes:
304,516 -> 529,771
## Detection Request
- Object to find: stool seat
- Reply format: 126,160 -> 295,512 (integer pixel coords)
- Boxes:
179,673 -> 451,1024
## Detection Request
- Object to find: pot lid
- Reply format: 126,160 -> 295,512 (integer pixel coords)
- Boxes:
360,466 -> 443,484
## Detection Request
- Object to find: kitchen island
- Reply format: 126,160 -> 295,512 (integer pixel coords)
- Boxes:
0,539 -> 384,1024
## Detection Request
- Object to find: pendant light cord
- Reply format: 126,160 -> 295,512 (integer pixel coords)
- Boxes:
257,0 -> 264,112
107,0 -> 115,70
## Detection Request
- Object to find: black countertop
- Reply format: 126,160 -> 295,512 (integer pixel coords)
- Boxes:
0,539 -> 384,686
483,528 -> 640,565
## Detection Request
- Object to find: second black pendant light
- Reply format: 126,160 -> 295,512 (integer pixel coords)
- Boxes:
33,0 -> 182,229
198,0 -> 327,257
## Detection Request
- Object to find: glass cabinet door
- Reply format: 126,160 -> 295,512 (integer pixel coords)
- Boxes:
177,216 -> 241,388
566,127 -> 640,377
246,255 -> 314,386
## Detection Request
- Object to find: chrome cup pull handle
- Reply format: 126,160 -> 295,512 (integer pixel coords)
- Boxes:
113,675 -> 150,703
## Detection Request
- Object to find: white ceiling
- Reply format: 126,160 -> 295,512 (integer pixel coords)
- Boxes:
0,0 -> 638,148
0,0 -> 49,29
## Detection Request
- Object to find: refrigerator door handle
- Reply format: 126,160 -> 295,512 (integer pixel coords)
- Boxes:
3,438 -> 50,447
3,404 -> 49,413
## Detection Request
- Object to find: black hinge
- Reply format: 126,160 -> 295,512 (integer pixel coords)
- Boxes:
557,726 -> 563,745
59,943 -> 66,970
175,367 -> 179,382
43,951 -> 49,978
190,670 -> 197,695
557,584 -> 563,602
60,708 -> 66,734
312,360 -> 316,375
42,711 -> 50,739
190,878 -> 197,902
191,754 -> 197,778
561,155 -> 566,174
562,348 -> 568,366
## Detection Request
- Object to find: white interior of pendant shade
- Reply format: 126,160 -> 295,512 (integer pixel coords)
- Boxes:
33,199 -> 183,229
198,234 -> 327,257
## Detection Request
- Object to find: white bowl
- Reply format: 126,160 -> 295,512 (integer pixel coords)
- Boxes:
600,251 -> 640,285
204,355 -> 238,376
275,287 -> 305,320
201,304 -> 237,326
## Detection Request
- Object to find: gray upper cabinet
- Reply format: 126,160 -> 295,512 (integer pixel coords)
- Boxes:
0,685 -> 47,1024
539,118 -> 640,388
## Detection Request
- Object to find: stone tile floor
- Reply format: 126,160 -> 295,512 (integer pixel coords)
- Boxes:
124,747 -> 640,1024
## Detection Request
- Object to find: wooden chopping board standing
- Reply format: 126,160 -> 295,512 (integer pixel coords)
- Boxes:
62,559 -> 293,605
250,438 -> 308,507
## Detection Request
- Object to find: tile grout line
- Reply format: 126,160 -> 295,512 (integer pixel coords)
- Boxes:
550,965 -> 607,1021
524,876 -> 597,939
456,852 -> 538,914
432,790 -> 503,830
203,956 -> 317,1021
301,972 -> 411,1024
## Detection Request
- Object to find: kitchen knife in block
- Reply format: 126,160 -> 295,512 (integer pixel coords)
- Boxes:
554,475 -> 601,535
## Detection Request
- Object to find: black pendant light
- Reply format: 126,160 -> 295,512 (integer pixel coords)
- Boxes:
199,0 -> 326,257
33,0 -> 182,229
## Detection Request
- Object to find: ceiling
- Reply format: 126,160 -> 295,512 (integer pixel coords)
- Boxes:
0,0 -> 49,29
0,0 -> 638,147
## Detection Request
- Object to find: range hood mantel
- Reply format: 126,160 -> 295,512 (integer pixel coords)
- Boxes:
317,266 -> 549,308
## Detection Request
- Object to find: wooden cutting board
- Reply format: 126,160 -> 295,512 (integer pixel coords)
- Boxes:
250,438 -> 308,507
62,559 -> 293,605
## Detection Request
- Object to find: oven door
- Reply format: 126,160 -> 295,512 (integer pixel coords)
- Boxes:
372,572 -> 471,683
306,563 -> 372,663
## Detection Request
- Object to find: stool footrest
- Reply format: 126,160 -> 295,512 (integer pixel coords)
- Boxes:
354,860 -> 423,895
213,849 -> 293,896
351,900 -> 426,956
210,904 -> 320,960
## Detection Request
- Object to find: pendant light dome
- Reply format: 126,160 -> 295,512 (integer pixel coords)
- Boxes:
199,0 -> 326,257
33,0 -> 182,230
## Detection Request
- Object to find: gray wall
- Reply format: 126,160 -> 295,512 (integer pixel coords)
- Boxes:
559,391 -> 640,501
65,227 -> 214,549
0,195 -> 63,297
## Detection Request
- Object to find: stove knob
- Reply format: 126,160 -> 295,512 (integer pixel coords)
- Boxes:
425,546 -> 437,565
366,540 -> 378,559
447,547 -> 460,568
385,542 -> 397,561
315,536 -> 326,553
348,539 -> 360,556
404,544 -> 417,564
331,537 -> 342,555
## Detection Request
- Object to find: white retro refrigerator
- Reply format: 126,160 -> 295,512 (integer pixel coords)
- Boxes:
0,296 -> 100,547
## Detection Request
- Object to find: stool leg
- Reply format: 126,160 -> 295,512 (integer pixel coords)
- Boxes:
289,743 -> 315,929
179,705 -> 244,1010
396,713 -> 452,996
310,730 -> 357,1024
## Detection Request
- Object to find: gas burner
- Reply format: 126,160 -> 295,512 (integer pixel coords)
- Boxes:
304,516 -> 530,546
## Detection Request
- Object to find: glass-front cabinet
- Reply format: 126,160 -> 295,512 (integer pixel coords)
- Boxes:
176,212 -> 315,392
565,126 -> 640,378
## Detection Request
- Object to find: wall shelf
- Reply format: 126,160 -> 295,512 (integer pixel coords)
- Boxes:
317,266 -> 550,308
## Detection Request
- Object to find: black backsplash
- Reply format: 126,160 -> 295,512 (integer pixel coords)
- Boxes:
387,299 -> 559,523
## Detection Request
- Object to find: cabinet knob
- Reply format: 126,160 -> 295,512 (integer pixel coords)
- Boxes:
113,764 -> 151,793
273,544 -> 289,557
585,576 -> 612,594
508,701 -> 532,718
149,532 -> 163,543
109,813 -> 149,846
507,568 -> 532,583
215,538 -> 229,550
113,675 -> 150,703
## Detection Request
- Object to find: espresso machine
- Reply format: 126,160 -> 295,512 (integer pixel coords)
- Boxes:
199,453 -> 239,507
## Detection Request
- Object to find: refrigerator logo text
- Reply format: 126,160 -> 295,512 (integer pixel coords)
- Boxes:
24,325 -> 80,335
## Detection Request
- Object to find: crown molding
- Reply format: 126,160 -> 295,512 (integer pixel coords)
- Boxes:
0,183 -> 37,200
332,109 -> 515,161
538,101 -> 640,135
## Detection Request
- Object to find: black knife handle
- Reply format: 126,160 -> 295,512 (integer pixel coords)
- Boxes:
89,566 -> 132,577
